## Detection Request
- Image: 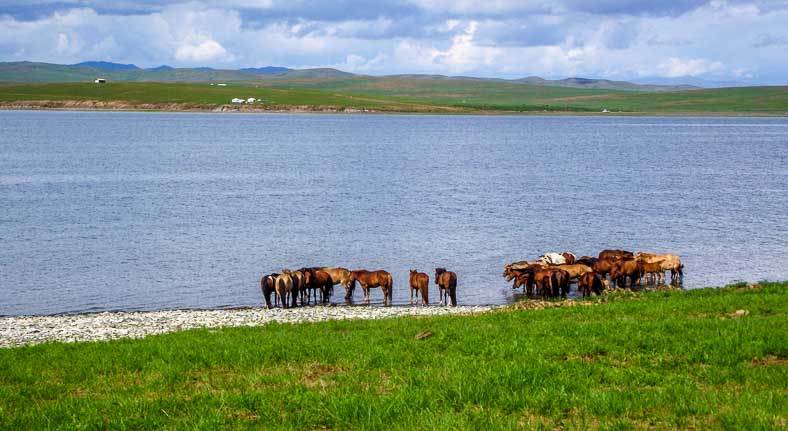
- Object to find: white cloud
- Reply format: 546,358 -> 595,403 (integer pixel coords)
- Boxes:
0,1 -> 786,83
175,39 -> 230,62
657,57 -> 724,77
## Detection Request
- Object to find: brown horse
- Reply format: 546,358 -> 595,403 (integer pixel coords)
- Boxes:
274,271 -> 293,308
598,249 -> 634,261
302,268 -> 334,304
577,272 -> 605,297
289,270 -> 305,307
503,262 -> 546,281
561,252 -> 576,265
592,258 -> 618,279
556,263 -> 592,280
637,260 -> 664,284
609,258 -> 642,288
503,261 -> 545,279
409,269 -> 429,306
349,270 -> 393,305
548,268 -> 570,298
318,267 -> 354,301
435,268 -> 457,306
512,270 -> 537,295
260,273 -> 278,309
527,268 -> 566,299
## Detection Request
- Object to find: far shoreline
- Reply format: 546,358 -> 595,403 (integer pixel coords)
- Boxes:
1,100 -> 786,117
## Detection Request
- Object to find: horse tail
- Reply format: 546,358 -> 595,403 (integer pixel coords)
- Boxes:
387,273 -> 393,302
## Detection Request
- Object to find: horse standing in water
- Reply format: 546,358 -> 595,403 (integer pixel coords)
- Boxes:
289,269 -> 305,307
349,270 -> 393,305
435,268 -> 457,306
409,269 -> 429,306
577,272 -> 605,297
317,267 -> 354,302
301,268 -> 334,305
260,273 -> 278,309
274,271 -> 294,308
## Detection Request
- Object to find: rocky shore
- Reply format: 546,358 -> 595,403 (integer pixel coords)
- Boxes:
0,305 -> 498,348
0,100 -> 381,113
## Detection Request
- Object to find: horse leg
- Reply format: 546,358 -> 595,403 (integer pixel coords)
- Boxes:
410,287 -> 414,305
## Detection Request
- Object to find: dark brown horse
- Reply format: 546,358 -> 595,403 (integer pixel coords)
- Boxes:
435,268 -> 457,306
260,273 -> 278,309
561,252 -> 576,265
550,268 -> 570,298
609,258 -> 642,288
349,270 -> 393,305
409,269 -> 429,306
576,256 -> 598,267
577,272 -> 605,297
302,268 -> 334,305
598,249 -> 634,261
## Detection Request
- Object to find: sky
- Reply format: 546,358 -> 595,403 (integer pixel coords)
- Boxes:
1,0 -> 787,84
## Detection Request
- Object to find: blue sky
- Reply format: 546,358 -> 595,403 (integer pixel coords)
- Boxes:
1,0 -> 787,84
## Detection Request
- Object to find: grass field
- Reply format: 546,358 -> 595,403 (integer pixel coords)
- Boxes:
0,281 -> 786,429
1,80 -> 787,115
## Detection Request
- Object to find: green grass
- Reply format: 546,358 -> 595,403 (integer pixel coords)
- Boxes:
262,77 -> 788,114
1,281 -> 786,430
0,82 -> 421,110
2,80 -> 786,114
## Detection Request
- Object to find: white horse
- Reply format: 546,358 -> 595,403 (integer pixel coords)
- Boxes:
539,252 -> 567,266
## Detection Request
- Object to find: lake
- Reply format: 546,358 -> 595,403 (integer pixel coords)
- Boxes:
1,110 -> 786,315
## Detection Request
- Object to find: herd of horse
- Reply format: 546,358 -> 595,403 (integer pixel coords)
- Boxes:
259,267 -> 458,309
502,249 -> 684,299
259,249 -> 683,308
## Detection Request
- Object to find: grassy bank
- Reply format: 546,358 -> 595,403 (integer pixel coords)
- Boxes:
1,282 -> 786,429
1,81 -> 787,115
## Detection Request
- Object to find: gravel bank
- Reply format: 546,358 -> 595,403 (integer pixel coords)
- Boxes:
0,305 -> 498,348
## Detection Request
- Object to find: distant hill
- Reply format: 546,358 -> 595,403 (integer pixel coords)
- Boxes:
0,61 -> 701,91
240,66 -> 292,75
73,61 -> 140,71
276,68 -> 354,79
515,76 -> 698,92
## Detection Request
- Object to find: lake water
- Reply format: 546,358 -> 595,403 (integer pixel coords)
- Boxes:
1,110 -> 786,316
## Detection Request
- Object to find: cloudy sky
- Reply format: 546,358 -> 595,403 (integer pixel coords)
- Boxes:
1,0 -> 787,84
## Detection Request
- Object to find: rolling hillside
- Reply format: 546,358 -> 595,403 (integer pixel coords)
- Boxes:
1,81 -> 786,115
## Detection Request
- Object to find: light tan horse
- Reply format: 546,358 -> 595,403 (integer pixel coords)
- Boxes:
318,267 -> 354,301
289,269 -> 305,307
349,270 -> 393,305
636,252 -> 684,284
274,271 -> 293,308
409,269 -> 429,306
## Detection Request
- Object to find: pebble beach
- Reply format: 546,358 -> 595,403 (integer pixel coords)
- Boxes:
0,305 -> 498,348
